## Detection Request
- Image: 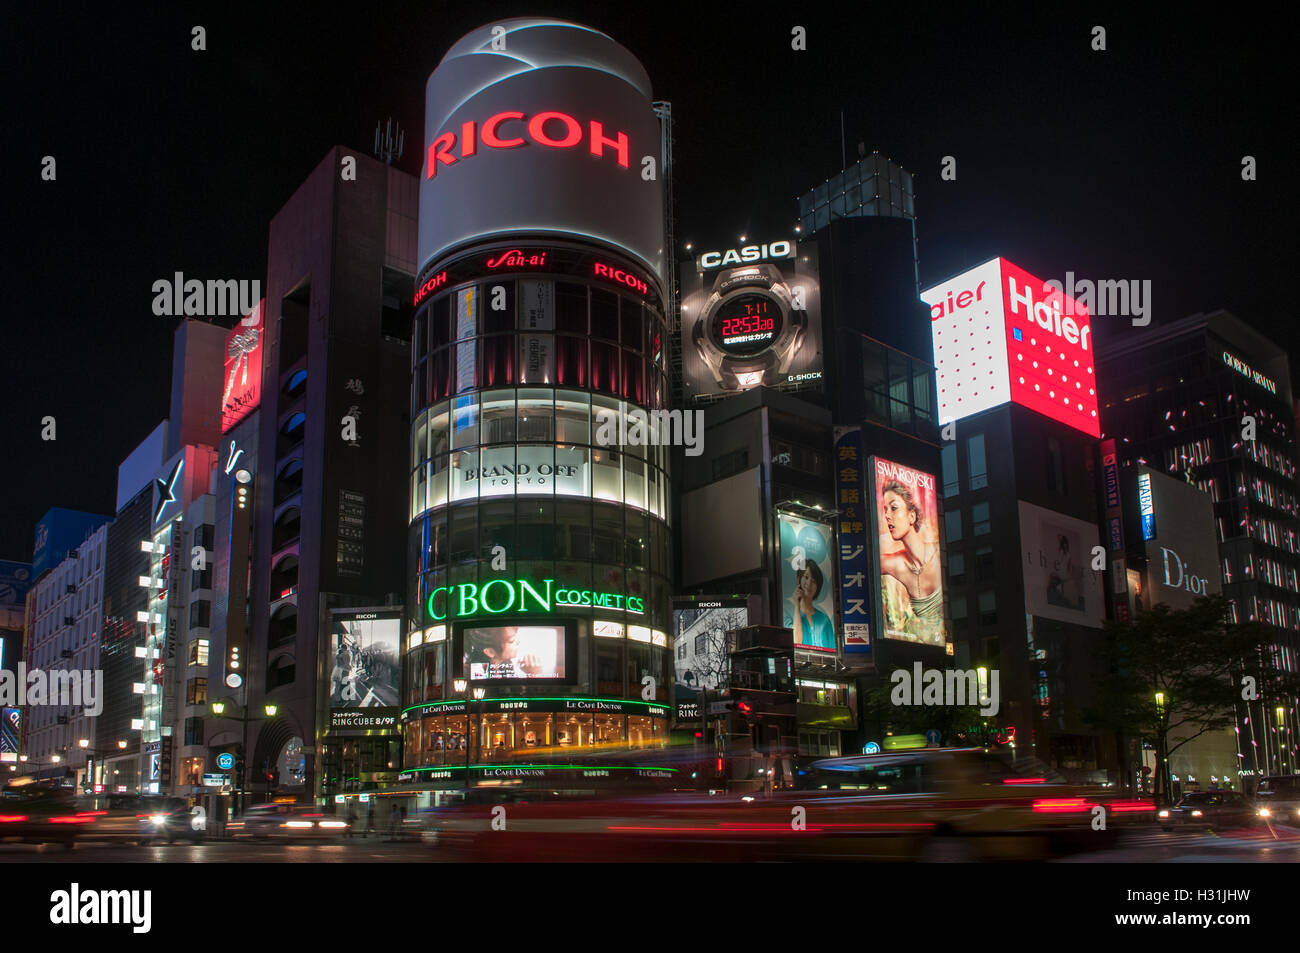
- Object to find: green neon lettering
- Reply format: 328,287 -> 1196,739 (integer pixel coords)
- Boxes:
427,586 -> 450,621
519,579 -> 554,612
580,590 -> 592,606
457,582 -> 480,617
611,594 -> 625,609
480,578 -> 515,614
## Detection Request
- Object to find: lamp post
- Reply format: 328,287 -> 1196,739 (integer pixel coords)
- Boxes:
211,698 -> 279,815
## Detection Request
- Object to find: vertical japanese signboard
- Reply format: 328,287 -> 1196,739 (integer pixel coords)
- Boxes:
833,428 -> 871,656
1101,438 -> 1129,622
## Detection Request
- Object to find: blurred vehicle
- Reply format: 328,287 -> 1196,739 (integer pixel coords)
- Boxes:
0,781 -> 82,848
1157,791 -> 1256,831
431,749 -> 1156,862
226,803 -> 350,840
1255,775 -> 1300,826
71,794 -> 204,845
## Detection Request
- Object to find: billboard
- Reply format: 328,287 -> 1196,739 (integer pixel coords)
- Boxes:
681,242 -> 823,398
0,707 -> 19,763
222,300 -> 264,432
0,561 -> 32,607
832,429 -> 871,654
463,622 -> 569,681
671,596 -> 756,721
921,257 -> 1099,437
1018,501 -> 1105,628
867,458 -> 948,647
778,513 -> 837,653
328,610 -> 401,711
418,18 -> 665,287
1135,467 -> 1221,611
32,508 -> 111,579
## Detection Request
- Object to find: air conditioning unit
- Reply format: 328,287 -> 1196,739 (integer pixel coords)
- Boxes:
61,649 -> 73,659
64,616 -> 75,626
57,715 -> 68,725
65,584 -> 76,594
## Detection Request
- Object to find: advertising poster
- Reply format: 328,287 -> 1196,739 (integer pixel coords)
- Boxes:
867,457 -> 947,647
1018,501 -> 1105,628
328,610 -> 401,709
680,242 -> 822,399
0,707 -> 20,763
833,429 -> 871,655
671,596 -> 754,721
1136,467 -> 1221,611
464,623 -> 567,681
778,513 -> 837,653
221,300 -> 264,432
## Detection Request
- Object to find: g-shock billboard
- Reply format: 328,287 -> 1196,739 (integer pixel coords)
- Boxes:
680,241 -> 823,398
418,18 -> 665,292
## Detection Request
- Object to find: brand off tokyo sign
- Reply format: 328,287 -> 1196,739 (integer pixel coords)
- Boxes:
921,257 -> 1100,437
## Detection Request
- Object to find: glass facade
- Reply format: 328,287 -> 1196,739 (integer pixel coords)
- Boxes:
404,247 -> 674,785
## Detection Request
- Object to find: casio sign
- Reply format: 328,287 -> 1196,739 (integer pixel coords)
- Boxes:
698,241 -> 795,271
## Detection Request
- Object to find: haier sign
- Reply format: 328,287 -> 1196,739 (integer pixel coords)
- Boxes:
921,258 -> 1100,437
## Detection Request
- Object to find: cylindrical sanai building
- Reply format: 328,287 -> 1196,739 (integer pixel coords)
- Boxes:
403,18 -> 673,796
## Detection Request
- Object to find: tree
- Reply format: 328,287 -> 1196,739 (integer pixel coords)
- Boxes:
1086,595 -> 1291,804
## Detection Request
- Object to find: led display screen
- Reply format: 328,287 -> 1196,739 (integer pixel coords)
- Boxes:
328,610 -> 401,709
867,458 -> 948,647
462,622 -> 569,681
922,257 -> 1099,437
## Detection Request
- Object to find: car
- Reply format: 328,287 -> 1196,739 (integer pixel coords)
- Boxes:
69,794 -> 205,845
1255,775 -> 1300,827
431,749 -> 1156,862
1157,791 -> 1256,831
226,803 -> 351,840
0,782 -> 83,848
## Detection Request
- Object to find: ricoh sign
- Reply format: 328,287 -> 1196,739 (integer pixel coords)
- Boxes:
418,18 -> 665,291
921,257 -> 1101,437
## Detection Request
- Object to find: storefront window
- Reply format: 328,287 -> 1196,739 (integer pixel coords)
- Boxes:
557,713 -> 592,748
593,713 -> 623,747
628,716 -> 663,749
481,713 -> 514,761
518,714 -> 552,752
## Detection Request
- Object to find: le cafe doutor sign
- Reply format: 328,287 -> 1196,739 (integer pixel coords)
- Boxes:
426,577 -> 645,622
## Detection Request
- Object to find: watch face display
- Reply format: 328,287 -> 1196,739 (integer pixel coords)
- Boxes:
712,293 -> 782,355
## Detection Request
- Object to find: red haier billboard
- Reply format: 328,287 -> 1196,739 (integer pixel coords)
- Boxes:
921,257 -> 1099,437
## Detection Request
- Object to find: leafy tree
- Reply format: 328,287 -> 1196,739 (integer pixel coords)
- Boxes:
1087,595 -> 1291,804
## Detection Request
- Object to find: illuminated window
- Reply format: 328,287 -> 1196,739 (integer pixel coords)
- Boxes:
188,638 -> 209,667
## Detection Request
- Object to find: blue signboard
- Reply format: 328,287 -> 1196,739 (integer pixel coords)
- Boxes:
1138,473 -> 1157,540
0,561 -> 32,607
833,428 -> 871,655
32,508 -> 111,579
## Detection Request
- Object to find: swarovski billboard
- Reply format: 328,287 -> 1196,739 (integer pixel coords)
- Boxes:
418,18 -> 665,289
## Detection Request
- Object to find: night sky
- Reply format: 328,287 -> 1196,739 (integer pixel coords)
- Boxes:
3,2 -> 1292,561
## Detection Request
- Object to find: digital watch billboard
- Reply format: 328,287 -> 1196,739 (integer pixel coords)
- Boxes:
867,458 -> 948,647
778,514 -> 837,653
921,257 -> 1100,437
681,241 -> 823,398
418,18 -> 664,287
461,621 -> 573,682
671,596 -> 756,721
328,610 -> 401,716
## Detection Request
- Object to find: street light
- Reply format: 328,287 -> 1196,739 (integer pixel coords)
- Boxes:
210,698 -> 281,813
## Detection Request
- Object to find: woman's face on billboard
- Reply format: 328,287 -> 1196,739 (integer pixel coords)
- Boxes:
883,491 -> 914,540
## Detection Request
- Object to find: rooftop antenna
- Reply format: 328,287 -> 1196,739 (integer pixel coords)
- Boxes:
374,117 -> 405,166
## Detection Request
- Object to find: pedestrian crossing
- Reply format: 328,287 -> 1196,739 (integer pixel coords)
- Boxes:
1116,824 -> 1300,852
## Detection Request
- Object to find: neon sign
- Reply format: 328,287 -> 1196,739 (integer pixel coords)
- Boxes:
487,249 -> 547,269
426,111 -> 631,180
427,578 -> 645,621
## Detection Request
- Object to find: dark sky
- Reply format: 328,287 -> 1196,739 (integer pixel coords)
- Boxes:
2,2 -> 1292,560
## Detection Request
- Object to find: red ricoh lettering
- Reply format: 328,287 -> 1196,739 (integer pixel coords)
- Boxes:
413,270 -> 448,306
426,110 -> 632,179
593,261 -> 648,296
